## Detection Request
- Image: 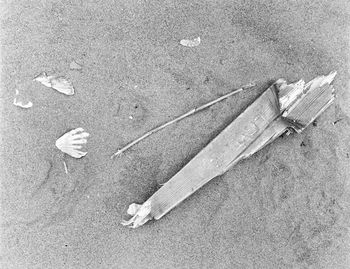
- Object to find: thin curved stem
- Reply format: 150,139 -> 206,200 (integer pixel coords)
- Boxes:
111,83 -> 255,159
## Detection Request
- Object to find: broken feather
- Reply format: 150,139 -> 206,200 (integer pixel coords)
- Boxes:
121,72 -> 337,228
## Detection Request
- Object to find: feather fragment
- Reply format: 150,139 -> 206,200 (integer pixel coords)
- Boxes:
180,36 -> 201,47
34,72 -> 75,95
13,90 -> 33,108
13,98 -> 33,108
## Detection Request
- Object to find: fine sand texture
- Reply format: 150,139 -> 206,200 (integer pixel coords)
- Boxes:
1,1 -> 350,268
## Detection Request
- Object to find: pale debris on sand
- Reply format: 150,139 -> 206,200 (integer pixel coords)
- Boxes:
121,201 -> 152,228
69,60 -> 82,70
33,72 -> 75,96
55,127 -> 89,158
13,90 -> 33,108
120,72 -> 337,229
180,36 -> 201,47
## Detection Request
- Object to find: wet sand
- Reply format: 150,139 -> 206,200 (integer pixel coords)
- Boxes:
1,0 -> 350,268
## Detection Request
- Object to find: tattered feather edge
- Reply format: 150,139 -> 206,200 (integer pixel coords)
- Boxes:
281,71 -> 336,132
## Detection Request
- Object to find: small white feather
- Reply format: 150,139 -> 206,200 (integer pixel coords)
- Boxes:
180,36 -> 201,47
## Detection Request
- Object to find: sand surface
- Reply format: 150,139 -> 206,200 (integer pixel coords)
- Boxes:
1,0 -> 350,268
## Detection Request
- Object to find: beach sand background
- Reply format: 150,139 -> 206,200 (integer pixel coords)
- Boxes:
1,0 -> 350,268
